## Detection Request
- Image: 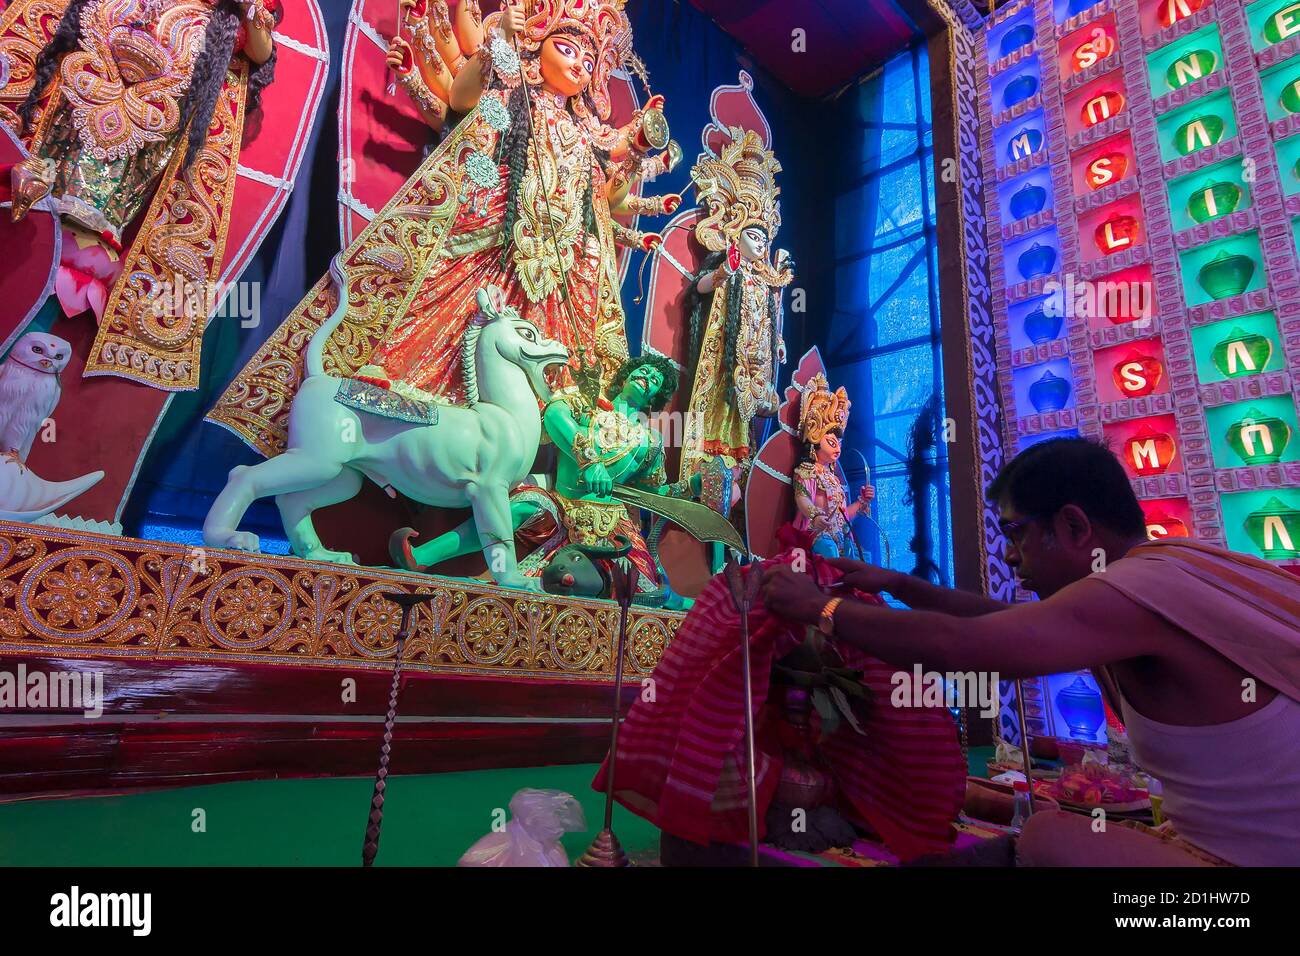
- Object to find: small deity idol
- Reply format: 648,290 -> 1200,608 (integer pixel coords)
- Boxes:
680,126 -> 793,487
793,374 -> 874,559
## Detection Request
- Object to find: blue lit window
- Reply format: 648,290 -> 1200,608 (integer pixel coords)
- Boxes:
826,42 -> 953,585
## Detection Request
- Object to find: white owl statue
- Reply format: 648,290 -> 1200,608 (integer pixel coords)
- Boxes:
0,332 -> 103,522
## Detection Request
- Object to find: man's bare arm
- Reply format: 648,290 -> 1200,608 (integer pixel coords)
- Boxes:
827,576 -> 1164,678
830,560 -> 1010,617
882,571 -> 1011,617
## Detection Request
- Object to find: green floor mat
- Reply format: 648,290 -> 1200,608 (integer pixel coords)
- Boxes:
0,764 -> 660,867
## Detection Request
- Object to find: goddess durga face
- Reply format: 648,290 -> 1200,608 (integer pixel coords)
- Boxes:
540,31 -> 597,98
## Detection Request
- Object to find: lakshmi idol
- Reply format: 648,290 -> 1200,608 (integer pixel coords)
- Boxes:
0,0 -> 283,390
209,0 -> 677,456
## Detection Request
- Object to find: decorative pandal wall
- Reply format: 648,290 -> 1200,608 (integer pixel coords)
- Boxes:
975,0 -> 1300,741
0,521 -> 679,680
0,520 -> 686,791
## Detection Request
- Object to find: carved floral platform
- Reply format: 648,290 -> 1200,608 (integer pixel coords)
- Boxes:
0,521 -> 683,796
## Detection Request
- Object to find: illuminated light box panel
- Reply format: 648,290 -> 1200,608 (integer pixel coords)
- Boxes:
978,0 -> 1300,575
977,0 -> 1300,747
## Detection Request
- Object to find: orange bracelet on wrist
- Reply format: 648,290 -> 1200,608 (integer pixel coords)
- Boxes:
817,597 -> 843,636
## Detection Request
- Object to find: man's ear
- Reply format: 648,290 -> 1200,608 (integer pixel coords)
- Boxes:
1057,504 -> 1094,547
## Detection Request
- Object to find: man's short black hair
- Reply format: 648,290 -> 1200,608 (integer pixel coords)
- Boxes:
988,437 -> 1146,538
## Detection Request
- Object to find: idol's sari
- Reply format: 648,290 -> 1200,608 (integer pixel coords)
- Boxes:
209,91 -> 631,456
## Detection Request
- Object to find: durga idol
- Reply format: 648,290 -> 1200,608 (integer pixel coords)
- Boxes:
209,0 -> 680,456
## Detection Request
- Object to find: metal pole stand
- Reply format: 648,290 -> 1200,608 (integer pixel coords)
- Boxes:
578,561 -> 638,867
361,591 -> 438,867
1013,678 -> 1036,818
723,558 -> 764,867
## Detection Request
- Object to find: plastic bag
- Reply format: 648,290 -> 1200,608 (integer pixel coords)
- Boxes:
457,789 -> 587,867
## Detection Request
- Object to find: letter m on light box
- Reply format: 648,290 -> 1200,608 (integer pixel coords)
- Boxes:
1131,438 -> 1160,470
1009,131 -> 1035,161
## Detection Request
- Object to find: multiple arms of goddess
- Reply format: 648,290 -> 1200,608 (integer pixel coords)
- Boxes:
607,146 -> 684,250
387,1 -> 683,248
448,0 -> 513,113
383,0 -> 494,129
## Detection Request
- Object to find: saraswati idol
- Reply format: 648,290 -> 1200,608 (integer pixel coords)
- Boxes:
209,0 -> 678,456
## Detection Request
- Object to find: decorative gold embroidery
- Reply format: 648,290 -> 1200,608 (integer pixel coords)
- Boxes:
794,460 -> 847,534
512,95 -> 590,303
730,269 -> 777,424
211,88 -> 634,454
0,0 -> 71,128
680,269 -> 777,477
679,125 -> 790,482
207,109 -> 484,456
60,0 -> 209,162
590,182 -> 630,379
556,493 -> 629,546
0,519 -> 682,677
84,63 -> 248,391
799,372 -> 851,446
693,126 -> 783,254
36,95 -> 181,242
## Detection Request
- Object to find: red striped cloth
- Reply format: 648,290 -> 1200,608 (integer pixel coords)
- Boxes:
592,551 -> 967,861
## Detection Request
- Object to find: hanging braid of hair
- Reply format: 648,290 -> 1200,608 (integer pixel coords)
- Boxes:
721,268 -> 744,404
16,0 -> 92,133
581,161 -> 597,239
496,81 -> 533,270
767,283 -> 781,374
245,5 -> 283,114
174,0 -> 285,172
175,1 -> 242,172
